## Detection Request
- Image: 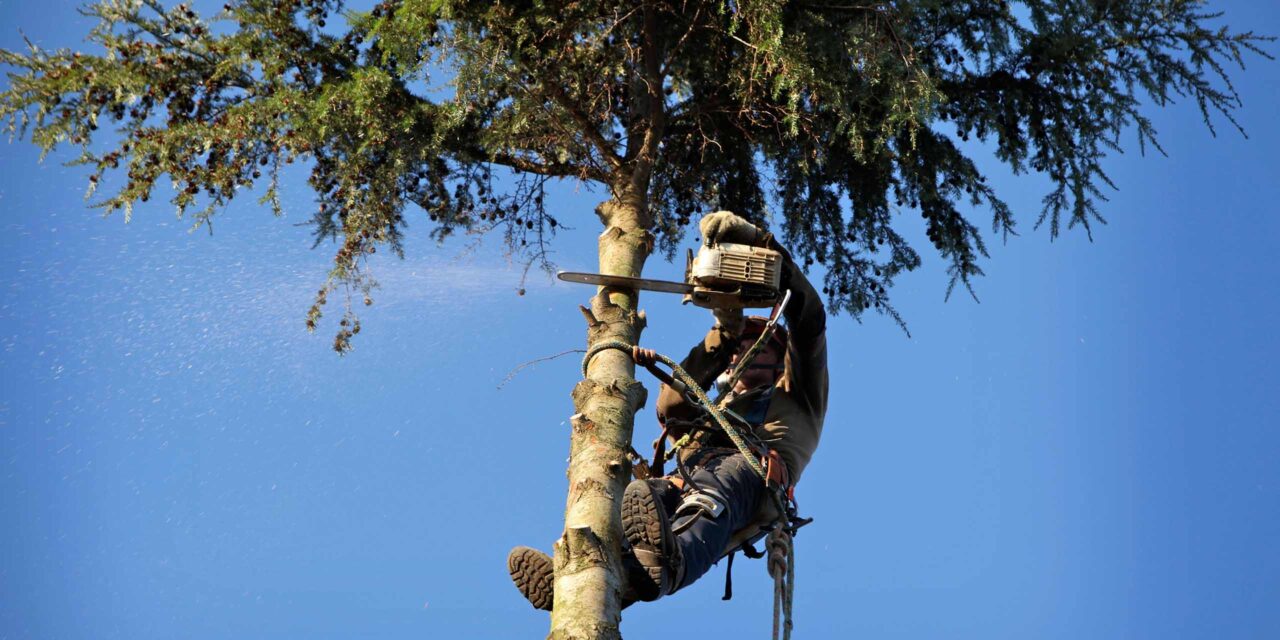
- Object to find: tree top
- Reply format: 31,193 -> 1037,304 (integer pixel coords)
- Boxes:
2,0 -> 1271,350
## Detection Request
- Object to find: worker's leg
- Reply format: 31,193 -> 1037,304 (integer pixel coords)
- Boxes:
624,450 -> 765,599
507,545 -> 651,612
511,477 -> 681,610
669,449 -> 765,592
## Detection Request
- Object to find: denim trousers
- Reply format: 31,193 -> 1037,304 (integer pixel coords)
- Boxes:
670,448 -> 765,591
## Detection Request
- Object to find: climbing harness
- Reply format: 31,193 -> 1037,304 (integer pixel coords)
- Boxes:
579,289 -> 807,640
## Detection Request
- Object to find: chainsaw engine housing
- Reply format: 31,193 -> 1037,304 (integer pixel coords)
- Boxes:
683,243 -> 782,309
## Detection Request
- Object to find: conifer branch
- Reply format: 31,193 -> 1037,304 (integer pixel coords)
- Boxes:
0,0 -> 1271,347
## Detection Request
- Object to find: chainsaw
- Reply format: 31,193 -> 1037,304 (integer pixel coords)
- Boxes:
557,243 -> 783,309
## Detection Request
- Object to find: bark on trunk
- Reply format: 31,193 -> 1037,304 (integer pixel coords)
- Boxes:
549,192 -> 653,640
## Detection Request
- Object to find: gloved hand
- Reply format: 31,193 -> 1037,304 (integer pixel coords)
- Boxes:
712,306 -> 745,334
699,210 -> 763,247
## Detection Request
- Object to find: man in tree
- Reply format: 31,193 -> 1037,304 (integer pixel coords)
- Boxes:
2,1 -> 1270,636
509,209 -> 828,608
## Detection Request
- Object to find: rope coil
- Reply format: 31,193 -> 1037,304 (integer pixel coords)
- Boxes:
767,526 -> 796,640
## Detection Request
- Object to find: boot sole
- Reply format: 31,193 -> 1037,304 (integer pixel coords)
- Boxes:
507,546 -> 554,611
622,480 -> 675,599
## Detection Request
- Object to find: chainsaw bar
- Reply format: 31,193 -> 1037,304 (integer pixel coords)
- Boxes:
556,271 -> 694,295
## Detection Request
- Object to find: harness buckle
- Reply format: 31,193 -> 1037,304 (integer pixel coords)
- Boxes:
676,490 -> 726,520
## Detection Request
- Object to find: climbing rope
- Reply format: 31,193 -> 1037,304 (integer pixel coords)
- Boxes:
767,522 -> 796,640
717,289 -> 792,399
582,338 -> 803,638
582,340 -> 768,481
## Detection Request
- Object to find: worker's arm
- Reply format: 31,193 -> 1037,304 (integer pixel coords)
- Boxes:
654,325 -> 735,426
698,210 -> 826,352
700,210 -> 828,413
771,243 -> 826,354
774,242 -> 829,416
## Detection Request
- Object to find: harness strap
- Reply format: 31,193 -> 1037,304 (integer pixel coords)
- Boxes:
650,422 -> 671,478
722,550 -> 736,601
627,446 -> 652,481
764,449 -> 789,490
718,288 -> 792,399
582,340 -> 768,482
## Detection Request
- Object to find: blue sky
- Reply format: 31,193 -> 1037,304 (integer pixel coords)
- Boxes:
2,2 -> 1278,639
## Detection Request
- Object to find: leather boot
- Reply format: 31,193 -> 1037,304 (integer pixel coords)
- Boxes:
621,478 -> 684,600
506,546 -> 649,611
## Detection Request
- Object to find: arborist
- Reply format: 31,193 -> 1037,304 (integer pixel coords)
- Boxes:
508,210 -> 829,615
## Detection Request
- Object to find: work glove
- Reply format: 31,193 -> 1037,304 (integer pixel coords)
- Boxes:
700,210 -> 763,247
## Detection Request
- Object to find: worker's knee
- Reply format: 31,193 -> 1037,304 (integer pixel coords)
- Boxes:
685,452 -> 764,520
671,487 -> 728,535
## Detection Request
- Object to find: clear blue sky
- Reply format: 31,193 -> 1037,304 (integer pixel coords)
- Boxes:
2,2 -> 1278,639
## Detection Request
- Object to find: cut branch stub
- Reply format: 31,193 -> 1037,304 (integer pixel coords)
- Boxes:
549,528 -> 622,640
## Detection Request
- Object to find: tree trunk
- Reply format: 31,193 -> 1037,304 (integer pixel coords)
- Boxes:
549,191 -> 653,640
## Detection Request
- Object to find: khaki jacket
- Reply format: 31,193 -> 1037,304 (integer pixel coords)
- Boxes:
655,247 -> 828,484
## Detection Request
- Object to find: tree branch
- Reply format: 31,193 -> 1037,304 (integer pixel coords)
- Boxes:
627,0 -> 667,195
489,150 -> 604,181
540,79 -> 623,171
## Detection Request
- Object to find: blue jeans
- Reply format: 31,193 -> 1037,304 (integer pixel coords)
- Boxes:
670,448 -> 766,591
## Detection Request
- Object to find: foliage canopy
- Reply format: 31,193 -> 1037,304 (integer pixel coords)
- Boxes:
2,0 -> 1271,350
